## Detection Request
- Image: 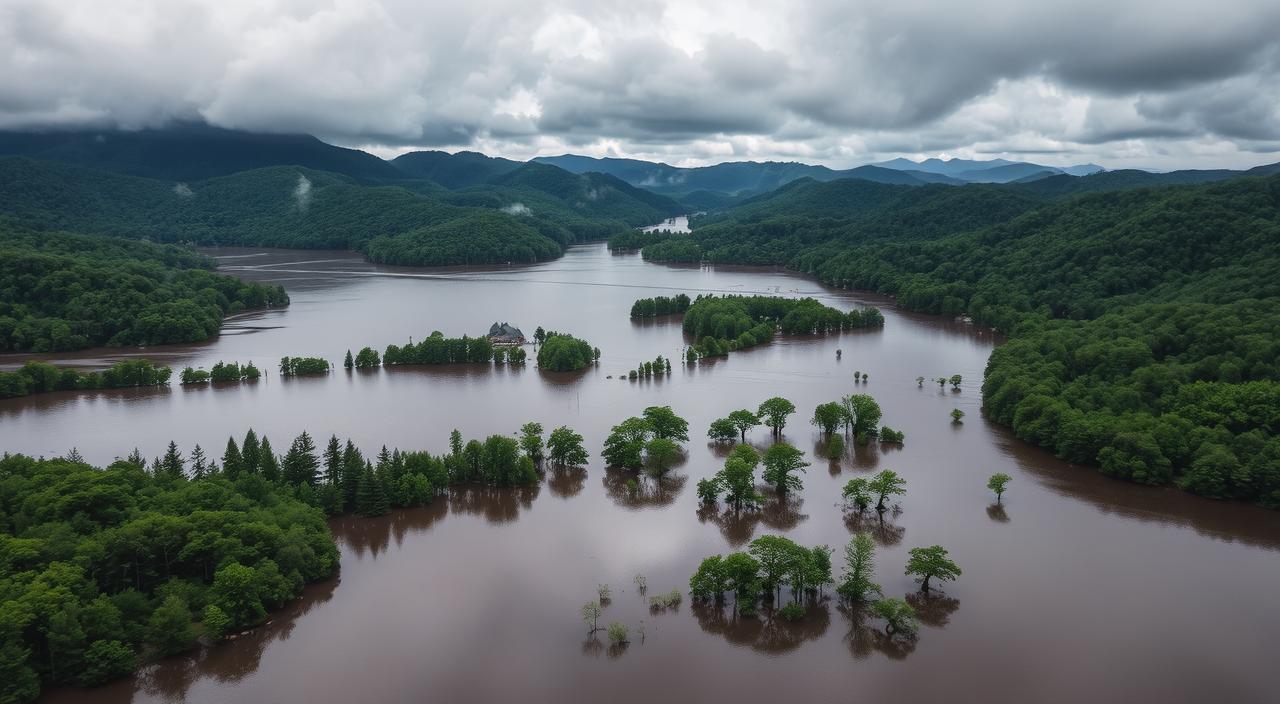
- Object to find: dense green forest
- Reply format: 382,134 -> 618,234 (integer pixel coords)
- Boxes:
0,156 -> 681,268
0,223 -> 288,352
0,415 -> 587,701
635,175 -> 1280,507
537,333 -> 598,372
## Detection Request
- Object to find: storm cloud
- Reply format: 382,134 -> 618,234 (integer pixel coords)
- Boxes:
2,0 -> 1278,169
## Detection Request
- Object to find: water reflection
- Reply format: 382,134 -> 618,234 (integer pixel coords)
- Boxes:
696,494 -> 808,547
691,599 -> 831,654
547,466 -> 588,499
838,603 -> 918,661
986,503 -> 1010,523
843,509 -> 905,547
905,591 -> 962,628
602,469 -> 688,509
448,483 -> 541,523
332,502 -> 449,558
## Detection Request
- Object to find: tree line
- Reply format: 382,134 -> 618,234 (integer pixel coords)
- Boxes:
678,294 -> 884,358
0,359 -> 172,399
630,294 -> 692,318
179,361 -> 261,385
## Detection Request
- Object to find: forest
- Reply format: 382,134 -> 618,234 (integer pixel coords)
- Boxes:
0,416 -> 590,702
0,223 -> 288,353
679,295 -> 884,357
633,174 -> 1280,507
0,360 -> 172,399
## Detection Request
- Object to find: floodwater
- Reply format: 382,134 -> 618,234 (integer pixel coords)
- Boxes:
7,244 -> 1277,704
640,215 -> 691,233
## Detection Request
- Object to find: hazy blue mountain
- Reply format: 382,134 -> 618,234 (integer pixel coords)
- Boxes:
873,156 -> 1104,182
0,123 -> 403,182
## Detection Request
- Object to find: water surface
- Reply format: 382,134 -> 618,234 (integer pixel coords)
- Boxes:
8,244 -> 1277,704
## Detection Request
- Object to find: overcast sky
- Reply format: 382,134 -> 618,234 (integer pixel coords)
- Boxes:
3,0 -> 1279,170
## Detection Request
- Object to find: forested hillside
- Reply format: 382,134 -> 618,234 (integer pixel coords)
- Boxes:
0,222 -> 289,352
632,175 -> 1280,507
0,157 -> 679,267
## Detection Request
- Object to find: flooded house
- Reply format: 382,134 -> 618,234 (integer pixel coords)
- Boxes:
486,322 -> 526,345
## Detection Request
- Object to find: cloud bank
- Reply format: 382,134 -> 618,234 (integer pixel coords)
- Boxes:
2,0 -> 1278,169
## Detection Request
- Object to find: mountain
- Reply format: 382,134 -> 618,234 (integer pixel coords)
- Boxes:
390,150 -> 521,188
0,123 -> 403,182
532,154 -> 933,202
873,156 -> 1105,183
489,163 -> 683,222
1009,164 -> 1280,198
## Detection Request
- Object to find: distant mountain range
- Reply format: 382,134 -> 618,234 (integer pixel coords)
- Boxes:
0,125 -> 1276,213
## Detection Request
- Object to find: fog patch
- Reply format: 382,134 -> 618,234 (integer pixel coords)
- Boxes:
293,174 -> 313,212
501,202 -> 532,216
172,182 -> 194,198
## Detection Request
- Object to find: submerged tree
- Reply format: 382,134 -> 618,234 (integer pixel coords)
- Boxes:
842,477 -> 872,512
581,601 -> 602,634
951,408 -> 966,423
645,438 -> 681,476
519,422 -> 545,462
726,409 -> 760,442
869,470 -> 906,511
837,533 -> 881,603
871,597 -> 918,636
548,426 -> 589,467
988,472 -> 1012,502
717,445 -> 761,511
707,418 -> 738,444
811,402 -> 843,436
905,545 -> 961,592
761,442 -> 809,495
757,397 -> 797,435
643,406 -> 690,442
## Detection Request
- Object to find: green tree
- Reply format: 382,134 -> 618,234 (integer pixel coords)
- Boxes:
79,640 -> 136,686
689,555 -> 729,601
602,416 -> 653,469
871,597 -> 918,635
344,350 -> 354,369
210,562 -> 265,629
837,533 -> 880,602
951,408 -> 965,423
905,545 -> 962,592
147,596 -> 196,656
840,393 -> 883,441
519,422 -> 545,462
696,477 -> 721,505
827,433 -> 845,460
642,406 -> 689,441
988,472 -> 1012,502
282,431 -> 319,485
722,552 -> 763,612
716,445 -> 761,511
323,435 -> 343,485
202,604 -> 232,641
748,535 -> 805,600
869,469 -> 906,511
726,409 -> 760,442
258,436 -> 280,481
761,442 -> 809,495
45,608 -> 86,683
949,374 -> 963,389
581,601 -> 602,634
356,461 -> 389,516
757,397 -> 797,435
241,429 -> 261,474
842,477 -> 872,511
811,402 -> 843,435
159,441 -> 185,479
222,437 -> 245,480
644,438 -> 681,476
707,418 -> 738,443
547,426 -> 589,467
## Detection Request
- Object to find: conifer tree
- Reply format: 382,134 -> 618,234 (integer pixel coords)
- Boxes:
222,437 -> 244,479
342,440 -> 363,510
283,431 -> 319,485
258,436 -> 280,481
190,444 -> 208,479
241,429 -> 261,474
356,461 -> 389,516
324,435 -> 343,485
160,441 -> 185,479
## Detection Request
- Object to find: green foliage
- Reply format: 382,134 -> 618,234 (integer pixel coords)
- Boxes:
696,477 -> 722,505
279,356 -> 330,376
726,410 -> 760,442
629,294 -> 691,317
648,589 -> 682,610
761,442 -> 809,495
951,409 -> 966,423
642,406 -> 690,442
201,604 -> 232,641
715,445 -> 762,511
879,426 -> 906,444
580,601 -> 602,633
988,472 -> 1012,500
826,433 -> 845,459
871,597 -> 918,635
905,545 -> 962,592
644,438 -> 681,476
707,418 -> 738,444
606,622 -> 629,644
840,394 -> 883,439
811,402 -> 844,435
181,361 -> 261,385
547,426 -> 589,467
601,416 -> 654,470
0,359 -> 172,400
519,422 -> 544,462
757,397 -> 797,434
778,602 -> 806,621
837,533 -> 881,602
842,478 -> 871,511
536,333 -> 596,371
354,347 -> 381,368
384,331 -> 493,365
675,172 -> 1280,506
869,470 -> 906,511
681,294 -> 883,357
0,225 -> 288,352
0,453 -> 338,697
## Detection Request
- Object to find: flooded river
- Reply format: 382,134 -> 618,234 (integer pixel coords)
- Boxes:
6,244 -> 1277,704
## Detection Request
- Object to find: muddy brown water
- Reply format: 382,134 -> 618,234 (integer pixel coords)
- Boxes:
7,244 -> 1277,704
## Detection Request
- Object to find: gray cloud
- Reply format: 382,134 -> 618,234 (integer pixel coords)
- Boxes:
1,0 -> 1279,169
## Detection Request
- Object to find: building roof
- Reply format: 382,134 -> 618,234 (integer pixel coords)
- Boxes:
487,322 -> 524,340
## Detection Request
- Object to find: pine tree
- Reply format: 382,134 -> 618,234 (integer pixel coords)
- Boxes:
342,440 -> 363,511
324,435 -> 343,485
344,350 -> 354,369
258,436 -> 280,481
160,441 -> 185,479
356,461 -> 389,516
190,444 -> 208,479
282,431 -> 319,485
241,429 -> 261,475
126,448 -> 144,468
222,437 -> 245,479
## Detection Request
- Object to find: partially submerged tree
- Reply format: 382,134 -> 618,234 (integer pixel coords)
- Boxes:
951,408 -> 965,423
547,426 -> 589,467
988,472 -> 1012,502
581,601 -> 603,634
811,402 -> 844,436
643,405 -> 690,442
707,418 -> 738,444
761,442 -> 809,495
837,533 -> 881,602
842,477 -> 872,512
727,409 -> 760,442
757,397 -> 797,435
905,545 -> 961,592
871,597 -> 918,636
869,469 -> 906,511
645,437 -> 681,476
519,422 -> 544,462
